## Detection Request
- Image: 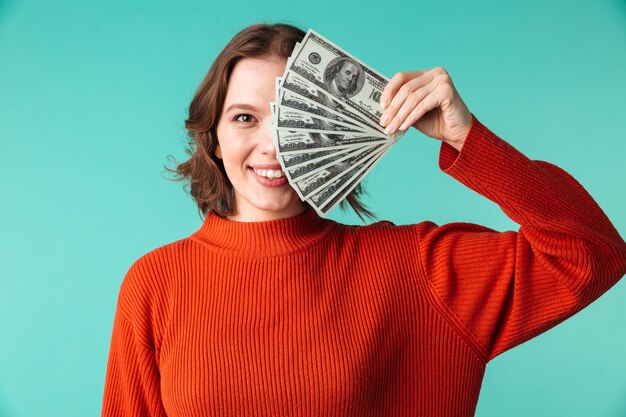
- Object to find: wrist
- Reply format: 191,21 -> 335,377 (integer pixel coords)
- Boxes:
446,136 -> 466,152
446,114 -> 475,151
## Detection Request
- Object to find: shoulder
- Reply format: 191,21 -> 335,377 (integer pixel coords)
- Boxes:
116,237 -> 194,319
335,217 -> 502,250
332,218 -> 441,249
338,218 -> 437,237
129,237 -> 195,274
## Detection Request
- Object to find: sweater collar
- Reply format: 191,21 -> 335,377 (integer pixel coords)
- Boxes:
190,207 -> 336,256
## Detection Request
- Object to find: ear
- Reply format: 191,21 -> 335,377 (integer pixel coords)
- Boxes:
215,144 -> 222,159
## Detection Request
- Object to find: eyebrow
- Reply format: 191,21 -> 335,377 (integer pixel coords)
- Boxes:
224,103 -> 261,113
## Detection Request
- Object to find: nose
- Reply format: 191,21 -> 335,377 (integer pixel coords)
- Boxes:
257,119 -> 277,156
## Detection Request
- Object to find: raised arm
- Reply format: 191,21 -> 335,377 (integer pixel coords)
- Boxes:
380,68 -> 626,361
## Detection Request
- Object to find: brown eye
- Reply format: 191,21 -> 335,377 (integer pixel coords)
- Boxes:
234,114 -> 254,123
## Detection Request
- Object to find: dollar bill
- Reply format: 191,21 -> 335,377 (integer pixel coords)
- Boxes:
274,106 -> 369,133
280,71 -> 386,136
277,88 -> 370,131
269,30 -> 406,216
292,144 -> 385,200
286,29 -> 399,137
307,143 -> 389,212
280,146 -> 359,169
283,145 -> 366,183
313,144 -> 390,215
290,147 -> 379,200
273,129 -> 388,155
271,100 -> 382,153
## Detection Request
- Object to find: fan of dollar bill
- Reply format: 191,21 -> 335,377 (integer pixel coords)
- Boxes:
270,29 -> 404,217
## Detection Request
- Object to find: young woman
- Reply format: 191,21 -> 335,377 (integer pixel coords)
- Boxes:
101,23 -> 626,417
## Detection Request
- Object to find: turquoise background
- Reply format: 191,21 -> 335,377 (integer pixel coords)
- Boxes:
1,0 -> 625,415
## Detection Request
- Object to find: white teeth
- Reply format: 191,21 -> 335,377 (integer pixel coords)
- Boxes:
254,168 -> 284,178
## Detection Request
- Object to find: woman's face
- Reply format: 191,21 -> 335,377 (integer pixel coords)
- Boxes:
215,57 -> 305,222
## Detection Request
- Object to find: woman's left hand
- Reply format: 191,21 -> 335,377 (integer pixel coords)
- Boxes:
379,67 -> 473,151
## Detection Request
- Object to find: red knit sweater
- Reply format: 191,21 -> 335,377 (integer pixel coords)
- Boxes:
101,117 -> 626,417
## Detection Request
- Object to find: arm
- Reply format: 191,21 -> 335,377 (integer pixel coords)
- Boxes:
101,263 -> 168,417
415,116 -> 626,361
380,68 -> 626,361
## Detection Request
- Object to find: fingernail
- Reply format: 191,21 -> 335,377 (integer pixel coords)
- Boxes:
379,114 -> 390,127
384,125 -> 394,135
380,97 -> 388,109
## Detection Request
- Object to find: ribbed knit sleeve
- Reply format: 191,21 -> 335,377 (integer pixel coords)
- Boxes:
102,261 -> 168,417
414,115 -> 626,362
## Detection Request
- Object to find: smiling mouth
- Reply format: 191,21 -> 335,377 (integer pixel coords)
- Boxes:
248,167 -> 288,187
251,168 -> 285,179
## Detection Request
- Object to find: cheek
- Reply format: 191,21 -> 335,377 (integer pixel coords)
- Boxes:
215,127 -> 250,169
215,123 -> 237,163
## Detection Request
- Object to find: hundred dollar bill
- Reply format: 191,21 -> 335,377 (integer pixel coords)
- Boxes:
279,71 -> 385,136
270,102 -> 355,153
309,143 -> 390,215
277,88 -> 369,131
293,144 -> 385,200
313,147 -> 391,216
283,145 -> 367,183
280,146 -> 359,169
286,30 -> 402,138
275,106 -> 369,133
271,101 -> 386,156
274,129 -> 388,155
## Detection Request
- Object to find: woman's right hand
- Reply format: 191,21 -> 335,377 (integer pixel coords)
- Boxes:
378,67 -> 473,151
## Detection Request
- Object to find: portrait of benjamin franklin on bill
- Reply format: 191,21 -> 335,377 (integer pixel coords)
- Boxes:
323,57 -> 365,99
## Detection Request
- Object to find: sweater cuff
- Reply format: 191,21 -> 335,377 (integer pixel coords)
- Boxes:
438,114 -> 488,172
437,114 -> 525,203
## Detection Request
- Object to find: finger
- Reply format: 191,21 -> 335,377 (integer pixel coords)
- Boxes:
383,80 -> 438,135
379,71 -> 434,127
380,70 -> 427,110
398,88 -> 445,131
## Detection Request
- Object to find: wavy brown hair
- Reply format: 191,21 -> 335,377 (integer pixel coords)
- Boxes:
164,22 -> 375,221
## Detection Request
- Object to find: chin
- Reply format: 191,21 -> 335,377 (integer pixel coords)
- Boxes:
233,189 -> 304,220
255,199 -> 300,213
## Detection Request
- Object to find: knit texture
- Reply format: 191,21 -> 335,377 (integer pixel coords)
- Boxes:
101,116 -> 626,417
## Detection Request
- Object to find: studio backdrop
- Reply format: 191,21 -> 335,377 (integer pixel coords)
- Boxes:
0,0 -> 625,416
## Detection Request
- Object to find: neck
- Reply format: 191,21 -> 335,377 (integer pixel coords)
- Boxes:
227,204 -> 308,223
